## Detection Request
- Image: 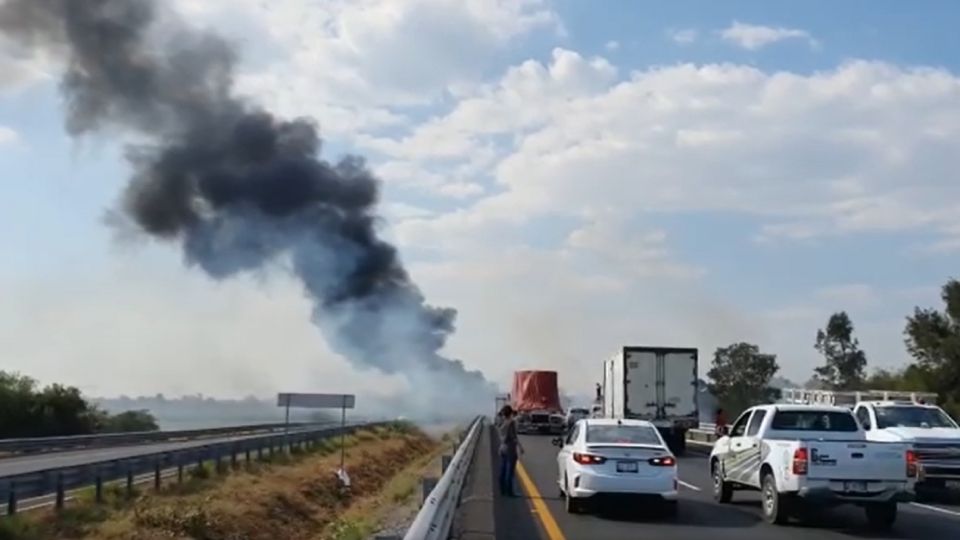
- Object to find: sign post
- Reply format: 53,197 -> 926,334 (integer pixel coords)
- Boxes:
277,393 -> 356,487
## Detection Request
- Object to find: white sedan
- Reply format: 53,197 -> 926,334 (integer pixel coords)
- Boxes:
553,418 -> 678,515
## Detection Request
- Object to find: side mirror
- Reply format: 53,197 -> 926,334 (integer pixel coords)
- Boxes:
552,437 -> 564,448
718,425 -> 729,436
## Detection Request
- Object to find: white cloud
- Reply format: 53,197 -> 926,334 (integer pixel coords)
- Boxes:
605,40 -> 620,51
390,58 -> 960,251
0,126 -> 19,146
0,37 -> 55,91
170,0 -> 560,136
720,21 -> 817,50
669,28 -> 698,45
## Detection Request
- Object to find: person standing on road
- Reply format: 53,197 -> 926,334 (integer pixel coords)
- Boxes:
714,408 -> 727,435
498,405 -> 523,496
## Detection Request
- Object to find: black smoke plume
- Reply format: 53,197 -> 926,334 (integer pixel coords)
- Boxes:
0,0 -> 493,416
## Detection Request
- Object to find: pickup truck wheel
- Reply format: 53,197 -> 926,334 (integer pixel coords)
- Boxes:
864,502 -> 897,530
712,462 -> 733,503
761,473 -> 789,525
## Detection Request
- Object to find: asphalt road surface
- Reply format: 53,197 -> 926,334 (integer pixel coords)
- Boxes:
497,435 -> 960,540
0,426 -> 345,478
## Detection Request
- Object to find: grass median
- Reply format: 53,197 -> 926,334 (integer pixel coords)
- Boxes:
0,422 -> 451,540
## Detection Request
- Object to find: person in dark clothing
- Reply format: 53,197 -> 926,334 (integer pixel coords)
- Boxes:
498,405 -> 523,496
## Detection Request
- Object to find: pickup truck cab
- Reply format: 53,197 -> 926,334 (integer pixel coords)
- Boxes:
710,404 -> 916,529
854,400 -> 960,488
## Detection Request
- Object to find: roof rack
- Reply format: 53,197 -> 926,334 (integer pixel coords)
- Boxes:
780,388 -> 938,407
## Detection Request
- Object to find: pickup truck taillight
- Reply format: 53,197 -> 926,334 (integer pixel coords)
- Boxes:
573,452 -> 607,465
906,449 -> 918,478
792,448 -> 809,475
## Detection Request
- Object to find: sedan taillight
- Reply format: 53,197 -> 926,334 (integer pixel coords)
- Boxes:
648,456 -> 676,467
573,452 -> 607,465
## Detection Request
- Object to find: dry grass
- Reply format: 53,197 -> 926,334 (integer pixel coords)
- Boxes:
0,423 -> 440,540
321,437 -> 453,540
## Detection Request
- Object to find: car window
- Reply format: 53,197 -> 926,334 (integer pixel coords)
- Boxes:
746,409 -> 767,436
770,411 -> 859,432
730,410 -> 753,437
855,407 -> 873,430
875,406 -> 958,429
565,423 -> 579,445
585,424 -> 662,445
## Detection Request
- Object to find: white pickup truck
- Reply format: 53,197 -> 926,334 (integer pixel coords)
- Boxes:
783,388 -> 960,489
854,399 -> 960,488
710,404 -> 916,529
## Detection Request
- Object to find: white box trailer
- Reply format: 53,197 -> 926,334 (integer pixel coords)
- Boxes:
602,346 -> 699,454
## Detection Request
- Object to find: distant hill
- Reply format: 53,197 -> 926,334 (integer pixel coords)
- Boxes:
93,395 -> 331,431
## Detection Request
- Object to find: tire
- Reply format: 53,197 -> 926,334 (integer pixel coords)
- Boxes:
673,432 -> 687,456
712,460 -> 733,503
864,502 -> 897,530
761,473 -> 789,525
564,476 -> 585,514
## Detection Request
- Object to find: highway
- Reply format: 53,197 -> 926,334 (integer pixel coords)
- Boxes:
497,434 -> 960,540
0,428 -> 329,478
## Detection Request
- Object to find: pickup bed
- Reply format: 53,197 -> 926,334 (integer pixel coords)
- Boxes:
709,404 -> 916,529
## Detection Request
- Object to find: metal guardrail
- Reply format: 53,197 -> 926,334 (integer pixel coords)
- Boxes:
0,421 -> 331,456
403,416 -> 484,540
0,422 -> 383,515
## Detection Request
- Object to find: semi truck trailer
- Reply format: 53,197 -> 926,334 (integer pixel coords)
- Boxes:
601,346 -> 699,454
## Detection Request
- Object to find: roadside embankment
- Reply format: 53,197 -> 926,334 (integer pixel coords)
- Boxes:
0,423 -> 448,540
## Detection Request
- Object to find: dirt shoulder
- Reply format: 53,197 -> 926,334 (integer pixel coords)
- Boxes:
0,423 -> 447,540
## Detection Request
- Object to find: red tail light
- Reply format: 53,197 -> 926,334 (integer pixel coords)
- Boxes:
792,448 -> 808,475
906,449 -> 918,478
648,456 -> 676,467
573,452 -> 606,465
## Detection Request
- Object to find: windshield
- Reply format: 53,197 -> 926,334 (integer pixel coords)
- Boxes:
570,408 -> 588,415
586,425 -> 662,445
770,411 -> 859,432
875,406 -> 958,429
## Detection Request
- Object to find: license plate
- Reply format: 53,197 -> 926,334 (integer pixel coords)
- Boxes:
946,481 -> 960,490
616,461 -> 639,473
844,481 -> 868,492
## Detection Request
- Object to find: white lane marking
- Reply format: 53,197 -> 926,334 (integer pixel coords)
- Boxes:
687,440 -> 713,447
910,502 -> 960,518
678,479 -> 702,491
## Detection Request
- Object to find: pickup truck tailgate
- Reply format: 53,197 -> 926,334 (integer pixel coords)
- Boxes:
807,441 -> 908,481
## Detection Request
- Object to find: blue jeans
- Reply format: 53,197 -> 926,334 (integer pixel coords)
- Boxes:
499,451 -> 517,495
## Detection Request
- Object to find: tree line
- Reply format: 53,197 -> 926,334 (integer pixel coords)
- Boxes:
0,371 -> 158,439
707,278 -> 960,419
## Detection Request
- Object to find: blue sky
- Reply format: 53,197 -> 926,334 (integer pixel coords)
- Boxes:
1,0 -> 959,399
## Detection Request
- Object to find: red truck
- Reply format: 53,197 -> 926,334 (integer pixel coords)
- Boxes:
511,370 -> 565,435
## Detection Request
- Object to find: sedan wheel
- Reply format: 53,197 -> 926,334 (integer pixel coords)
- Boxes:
564,476 -> 583,514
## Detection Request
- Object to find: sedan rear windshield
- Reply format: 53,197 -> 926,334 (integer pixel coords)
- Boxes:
586,425 -> 662,445
770,411 -> 859,432
570,409 -> 589,415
